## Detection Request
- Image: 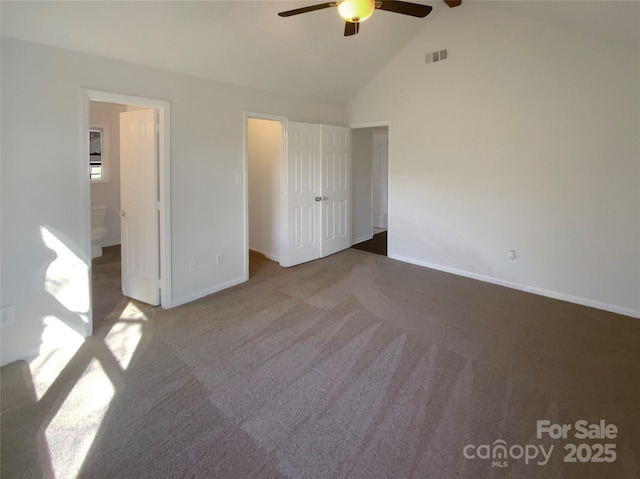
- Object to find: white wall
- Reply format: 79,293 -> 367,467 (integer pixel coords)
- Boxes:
90,101 -> 125,246
347,3 -> 640,317
0,37 -> 345,365
351,129 -> 373,244
372,128 -> 388,229
248,118 -> 281,260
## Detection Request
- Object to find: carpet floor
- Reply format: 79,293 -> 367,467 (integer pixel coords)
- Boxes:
1,248 -> 639,478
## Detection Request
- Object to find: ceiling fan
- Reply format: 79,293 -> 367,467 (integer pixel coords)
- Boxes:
278,0 -> 461,37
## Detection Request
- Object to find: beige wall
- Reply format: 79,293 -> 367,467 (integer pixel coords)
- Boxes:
0,37 -> 345,365
348,3 -> 640,317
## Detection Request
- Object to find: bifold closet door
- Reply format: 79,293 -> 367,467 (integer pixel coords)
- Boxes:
281,122 -> 322,267
282,122 -> 351,267
320,125 -> 351,258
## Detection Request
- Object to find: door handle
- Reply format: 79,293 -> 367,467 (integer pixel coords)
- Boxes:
120,210 -> 126,217
315,197 -> 322,202
322,196 -> 328,201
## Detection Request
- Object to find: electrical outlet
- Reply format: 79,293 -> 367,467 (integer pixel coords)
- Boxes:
400,172 -> 409,180
189,260 -> 198,272
1,306 -> 14,325
216,254 -> 223,265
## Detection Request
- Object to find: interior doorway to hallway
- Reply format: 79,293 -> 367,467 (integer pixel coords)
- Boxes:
351,124 -> 389,257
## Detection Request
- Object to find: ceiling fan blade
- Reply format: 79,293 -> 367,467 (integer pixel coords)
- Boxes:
278,2 -> 337,17
344,21 -> 360,36
443,0 -> 462,7
377,1 -> 433,18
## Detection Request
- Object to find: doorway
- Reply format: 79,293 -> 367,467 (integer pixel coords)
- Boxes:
84,90 -> 171,335
244,113 -> 287,278
247,117 -> 284,263
350,124 -> 389,257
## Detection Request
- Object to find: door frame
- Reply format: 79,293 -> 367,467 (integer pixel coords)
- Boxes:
371,129 -> 389,230
83,89 -> 172,333
242,111 -> 288,279
349,120 -> 391,247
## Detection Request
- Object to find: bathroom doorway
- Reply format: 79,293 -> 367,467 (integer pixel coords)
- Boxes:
89,101 -> 127,326
85,90 -> 171,333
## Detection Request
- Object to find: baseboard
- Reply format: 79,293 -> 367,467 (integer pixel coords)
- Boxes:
169,276 -> 247,308
250,248 -> 279,263
388,254 -> 640,319
352,234 -> 373,246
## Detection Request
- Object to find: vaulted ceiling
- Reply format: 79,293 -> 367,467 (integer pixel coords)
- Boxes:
2,1 -> 638,105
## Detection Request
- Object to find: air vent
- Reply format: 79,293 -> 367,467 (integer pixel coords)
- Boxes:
425,49 -> 448,64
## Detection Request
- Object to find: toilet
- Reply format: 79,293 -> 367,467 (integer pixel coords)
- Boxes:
91,205 -> 109,258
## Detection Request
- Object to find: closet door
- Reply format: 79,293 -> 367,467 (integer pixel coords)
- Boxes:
320,125 -> 351,258
281,122 -> 322,267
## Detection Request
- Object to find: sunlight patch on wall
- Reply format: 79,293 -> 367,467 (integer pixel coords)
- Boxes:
45,358 -> 115,479
40,226 -> 90,325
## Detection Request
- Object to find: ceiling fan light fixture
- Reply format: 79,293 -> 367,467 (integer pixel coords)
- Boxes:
338,0 -> 375,23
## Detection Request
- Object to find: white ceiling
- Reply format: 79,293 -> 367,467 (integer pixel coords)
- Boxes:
2,1 -> 638,105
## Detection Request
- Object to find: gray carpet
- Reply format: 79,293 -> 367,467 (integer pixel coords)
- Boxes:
2,248 -> 639,478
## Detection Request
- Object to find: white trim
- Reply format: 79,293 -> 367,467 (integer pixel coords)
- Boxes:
80,92 -> 93,337
171,276 -> 247,308
352,234 -> 374,245
83,89 -> 173,313
250,248 -> 280,263
243,111 -> 289,279
389,253 -> 640,319
349,120 -> 392,129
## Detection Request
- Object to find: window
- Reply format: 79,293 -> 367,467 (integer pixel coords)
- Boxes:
89,124 -> 109,182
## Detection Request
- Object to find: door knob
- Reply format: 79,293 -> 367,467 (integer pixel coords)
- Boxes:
120,210 -> 126,217
315,197 -> 322,202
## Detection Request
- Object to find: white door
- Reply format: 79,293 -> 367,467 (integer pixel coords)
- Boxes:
281,122 -> 322,267
372,130 -> 388,229
321,125 -> 351,257
120,109 -> 159,305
